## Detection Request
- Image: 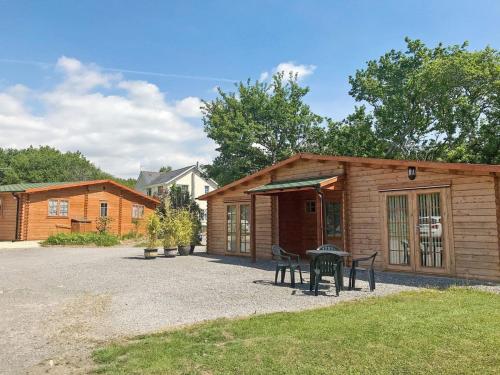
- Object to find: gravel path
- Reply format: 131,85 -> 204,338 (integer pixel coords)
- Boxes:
0,246 -> 498,374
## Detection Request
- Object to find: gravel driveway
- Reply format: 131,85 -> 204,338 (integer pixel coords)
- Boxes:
0,246 -> 497,374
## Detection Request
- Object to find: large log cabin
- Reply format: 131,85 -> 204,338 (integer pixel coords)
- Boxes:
0,180 -> 158,240
198,153 -> 500,281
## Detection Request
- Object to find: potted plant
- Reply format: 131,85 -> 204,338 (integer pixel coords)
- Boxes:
173,209 -> 193,256
144,213 -> 160,259
189,207 -> 202,254
162,216 -> 177,257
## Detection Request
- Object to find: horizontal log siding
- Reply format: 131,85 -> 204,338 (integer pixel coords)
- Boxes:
347,164 -> 500,281
206,160 -> 344,258
0,193 -> 18,240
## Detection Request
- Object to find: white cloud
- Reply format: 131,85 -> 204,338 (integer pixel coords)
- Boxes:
260,61 -> 316,82
0,57 -> 216,178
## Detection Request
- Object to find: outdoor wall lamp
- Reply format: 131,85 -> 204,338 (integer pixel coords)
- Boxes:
408,166 -> 417,180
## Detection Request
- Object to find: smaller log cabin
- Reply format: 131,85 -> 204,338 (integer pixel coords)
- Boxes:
198,153 -> 500,281
0,180 -> 159,241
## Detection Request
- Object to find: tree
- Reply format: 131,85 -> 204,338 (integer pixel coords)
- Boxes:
348,38 -> 500,163
159,166 -> 172,173
323,106 -> 387,158
0,146 -> 137,187
202,72 -> 325,185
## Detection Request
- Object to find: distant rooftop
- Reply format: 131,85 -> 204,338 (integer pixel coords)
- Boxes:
0,181 -> 74,192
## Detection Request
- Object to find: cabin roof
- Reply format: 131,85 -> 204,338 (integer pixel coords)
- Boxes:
0,180 -> 160,204
198,153 -> 500,200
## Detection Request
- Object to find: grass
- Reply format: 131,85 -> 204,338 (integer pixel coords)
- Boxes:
93,288 -> 500,374
41,232 -> 120,247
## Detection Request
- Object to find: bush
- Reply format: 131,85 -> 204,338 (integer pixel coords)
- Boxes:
42,232 -> 120,247
172,209 -> 193,246
145,213 -> 161,249
96,216 -> 113,234
121,231 -> 143,240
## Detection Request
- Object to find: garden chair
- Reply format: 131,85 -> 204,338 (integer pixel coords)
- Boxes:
311,252 -> 342,296
348,252 -> 377,291
271,245 -> 303,288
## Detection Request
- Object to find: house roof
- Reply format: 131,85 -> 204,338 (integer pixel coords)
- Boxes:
198,153 -> 500,200
246,176 -> 340,194
0,180 -> 160,204
137,165 -> 218,188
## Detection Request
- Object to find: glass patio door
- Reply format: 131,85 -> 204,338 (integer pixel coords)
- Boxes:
226,203 -> 251,254
384,189 -> 449,274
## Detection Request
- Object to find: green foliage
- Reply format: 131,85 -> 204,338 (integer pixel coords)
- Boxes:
121,231 -> 143,240
158,198 -> 177,248
171,209 -> 193,246
145,213 -> 161,249
348,38 -> 500,163
159,166 -> 173,173
42,232 -> 120,247
96,216 -> 113,234
93,288 -> 500,374
157,185 -> 202,245
0,146 -> 136,187
202,72 -> 325,185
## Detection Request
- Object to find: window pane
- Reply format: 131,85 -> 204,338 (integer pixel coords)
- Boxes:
100,202 -> 108,217
204,185 -> 209,194
387,195 -> 410,265
326,202 -> 341,236
48,200 -> 58,216
240,205 -> 250,253
226,205 -> 237,252
59,201 -> 68,216
417,192 -> 443,268
305,200 -> 316,213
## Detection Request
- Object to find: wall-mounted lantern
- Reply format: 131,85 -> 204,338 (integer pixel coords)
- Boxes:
408,166 -> 417,180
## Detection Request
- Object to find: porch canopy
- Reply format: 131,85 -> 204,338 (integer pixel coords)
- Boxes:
246,175 -> 343,195
245,175 -> 345,261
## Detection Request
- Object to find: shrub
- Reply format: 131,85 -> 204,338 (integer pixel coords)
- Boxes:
96,216 -> 113,234
121,231 -> 143,240
42,232 -> 120,247
172,209 -> 193,246
145,213 -> 161,249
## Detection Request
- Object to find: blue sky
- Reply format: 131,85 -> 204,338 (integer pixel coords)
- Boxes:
0,1 -> 499,177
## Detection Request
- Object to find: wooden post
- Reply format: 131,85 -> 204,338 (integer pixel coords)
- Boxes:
250,194 -> 256,263
315,190 -> 324,246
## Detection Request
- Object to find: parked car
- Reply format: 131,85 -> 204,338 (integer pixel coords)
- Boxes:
418,216 -> 442,238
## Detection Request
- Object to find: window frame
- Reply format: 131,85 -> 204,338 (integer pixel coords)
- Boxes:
0,197 -> 3,217
224,201 -> 252,255
132,204 -> 145,219
48,199 -> 59,217
325,201 -> 342,237
204,185 -> 210,194
58,200 -> 69,217
100,201 -> 108,217
305,200 -> 316,214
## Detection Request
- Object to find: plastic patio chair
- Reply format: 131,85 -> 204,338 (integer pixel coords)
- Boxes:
348,252 -> 377,291
271,245 -> 303,287
311,252 -> 342,296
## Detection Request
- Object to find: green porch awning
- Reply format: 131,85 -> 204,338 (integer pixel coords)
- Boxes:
246,175 -> 341,194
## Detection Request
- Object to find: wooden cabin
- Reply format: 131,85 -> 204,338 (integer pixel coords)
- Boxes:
0,180 -> 158,241
198,153 -> 500,281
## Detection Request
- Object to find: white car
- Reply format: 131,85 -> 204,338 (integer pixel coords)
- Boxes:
418,216 -> 442,238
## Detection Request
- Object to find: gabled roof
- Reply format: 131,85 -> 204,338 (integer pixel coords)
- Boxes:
198,153 -> 500,200
0,180 -> 159,204
149,165 -> 195,185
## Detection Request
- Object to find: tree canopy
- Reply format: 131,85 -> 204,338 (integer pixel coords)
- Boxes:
202,72 -> 325,185
0,146 -> 136,188
203,39 -> 499,185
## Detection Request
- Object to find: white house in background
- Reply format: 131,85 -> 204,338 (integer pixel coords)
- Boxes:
135,164 -> 218,231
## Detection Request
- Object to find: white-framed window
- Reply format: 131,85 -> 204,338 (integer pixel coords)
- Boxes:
100,202 -> 108,217
179,184 -> 189,194
48,199 -> 58,216
59,200 -> 69,217
204,185 -> 210,194
132,204 -> 145,219
200,208 -> 207,221
146,188 -> 152,196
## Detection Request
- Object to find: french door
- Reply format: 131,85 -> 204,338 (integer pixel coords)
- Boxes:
226,203 -> 251,255
383,188 -> 451,274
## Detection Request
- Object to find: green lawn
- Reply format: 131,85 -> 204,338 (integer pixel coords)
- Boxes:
93,288 -> 499,374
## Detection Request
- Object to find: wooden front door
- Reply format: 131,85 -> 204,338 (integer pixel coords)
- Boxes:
382,188 -> 452,275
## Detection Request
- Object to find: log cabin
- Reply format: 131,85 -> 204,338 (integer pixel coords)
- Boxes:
198,153 -> 500,281
0,180 -> 158,241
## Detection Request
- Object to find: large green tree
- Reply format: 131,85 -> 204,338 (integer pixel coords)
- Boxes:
349,38 -> 500,163
202,73 -> 325,185
0,146 -> 136,187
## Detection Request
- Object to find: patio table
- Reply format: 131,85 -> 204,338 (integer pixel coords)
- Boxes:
306,249 -> 350,292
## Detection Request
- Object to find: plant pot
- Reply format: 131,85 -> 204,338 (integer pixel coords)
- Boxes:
189,244 -> 196,254
144,248 -> 158,259
164,247 -> 177,257
178,245 -> 191,256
